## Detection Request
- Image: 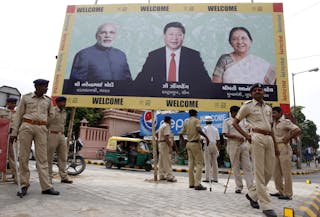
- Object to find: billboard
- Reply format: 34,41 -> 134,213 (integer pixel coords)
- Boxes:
52,3 -> 289,112
140,111 -> 229,136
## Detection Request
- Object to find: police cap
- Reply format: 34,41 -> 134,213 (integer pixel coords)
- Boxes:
250,83 -> 263,92
55,96 -> 66,102
33,79 -> 49,85
6,97 -> 18,103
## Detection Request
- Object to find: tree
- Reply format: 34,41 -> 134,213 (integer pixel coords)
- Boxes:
291,106 -> 319,151
65,107 -> 104,138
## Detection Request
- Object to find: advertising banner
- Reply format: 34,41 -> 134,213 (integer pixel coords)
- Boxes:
140,111 -> 229,136
52,3 -> 289,112
0,118 -> 10,172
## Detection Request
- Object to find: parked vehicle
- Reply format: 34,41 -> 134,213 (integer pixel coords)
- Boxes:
53,136 -> 86,176
104,136 -> 152,171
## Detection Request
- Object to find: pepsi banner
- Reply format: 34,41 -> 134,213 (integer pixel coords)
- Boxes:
140,111 -> 229,136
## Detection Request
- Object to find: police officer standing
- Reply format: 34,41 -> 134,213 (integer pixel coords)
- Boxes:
47,96 -> 73,184
223,106 -> 254,194
202,116 -> 220,183
233,83 -> 278,217
179,109 -> 209,190
157,116 -> 177,182
270,107 -> 300,200
11,79 -> 59,196
0,97 -> 18,182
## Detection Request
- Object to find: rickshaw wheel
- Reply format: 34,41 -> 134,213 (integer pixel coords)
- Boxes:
145,164 -> 152,171
106,160 -> 113,169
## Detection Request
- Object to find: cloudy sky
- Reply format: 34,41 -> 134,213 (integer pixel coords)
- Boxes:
1,0 -> 319,134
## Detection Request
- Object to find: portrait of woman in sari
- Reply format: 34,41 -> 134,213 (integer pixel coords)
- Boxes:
212,27 -> 276,84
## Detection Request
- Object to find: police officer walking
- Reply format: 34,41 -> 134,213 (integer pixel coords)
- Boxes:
223,106 -> 254,194
270,107 -> 300,200
233,83 -> 278,217
0,97 -> 18,183
47,96 -> 73,184
202,116 -> 220,183
179,109 -> 209,190
157,116 -> 177,182
11,79 -> 60,196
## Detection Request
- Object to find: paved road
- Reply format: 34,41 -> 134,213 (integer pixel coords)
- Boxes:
0,162 -> 319,217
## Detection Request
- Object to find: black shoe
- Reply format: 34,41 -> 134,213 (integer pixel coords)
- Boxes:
246,194 -> 260,209
235,189 -> 242,194
42,188 -> 60,195
269,192 -> 281,197
17,186 -> 28,197
195,184 -> 207,190
262,209 -> 277,217
61,179 -> 73,184
189,185 -> 194,188
202,180 -> 209,183
278,195 -> 291,200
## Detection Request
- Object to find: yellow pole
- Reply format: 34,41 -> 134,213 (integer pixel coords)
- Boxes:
152,111 -> 158,181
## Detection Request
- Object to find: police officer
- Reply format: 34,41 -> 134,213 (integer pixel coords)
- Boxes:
179,109 -> 209,190
233,83 -> 278,217
157,116 -> 177,182
202,116 -> 220,183
47,96 -> 72,184
270,107 -> 300,200
223,106 -> 254,194
11,79 -> 60,196
0,97 -> 18,182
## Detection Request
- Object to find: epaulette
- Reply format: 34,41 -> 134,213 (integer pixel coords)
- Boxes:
243,100 -> 253,104
25,92 -> 33,96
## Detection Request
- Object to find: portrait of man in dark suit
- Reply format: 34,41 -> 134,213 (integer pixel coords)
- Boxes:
70,23 -> 132,81
134,22 -> 212,98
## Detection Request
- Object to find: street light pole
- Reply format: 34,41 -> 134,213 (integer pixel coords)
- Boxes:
291,67 -> 319,169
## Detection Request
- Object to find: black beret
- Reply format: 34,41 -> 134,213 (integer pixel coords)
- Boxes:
6,97 -> 18,103
250,83 -> 263,92
33,79 -> 49,85
55,96 -> 66,102
189,109 -> 198,116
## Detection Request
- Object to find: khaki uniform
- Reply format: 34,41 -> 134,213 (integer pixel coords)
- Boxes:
47,106 -> 68,183
11,92 -> 53,191
180,116 -> 203,187
223,117 -> 254,191
0,107 -> 16,182
236,99 -> 274,210
272,116 -> 299,198
157,122 -> 174,180
202,124 -> 219,182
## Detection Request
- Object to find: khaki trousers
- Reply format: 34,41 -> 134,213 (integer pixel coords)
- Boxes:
47,133 -> 68,183
18,123 -> 52,191
249,133 -> 275,210
273,143 -> 293,197
8,139 -> 17,182
186,142 -> 203,187
227,142 -> 254,191
158,142 -> 173,180
203,142 -> 218,181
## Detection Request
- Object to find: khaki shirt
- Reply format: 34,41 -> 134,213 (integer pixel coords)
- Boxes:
0,107 -> 16,135
236,99 -> 272,132
223,117 -> 248,144
273,116 -> 299,144
180,116 -> 201,142
48,106 -> 67,132
157,122 -> 172,142
12,92 -> 53,136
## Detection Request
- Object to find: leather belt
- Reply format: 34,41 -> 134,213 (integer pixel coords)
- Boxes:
252,128 -> 271,136
23,118 -> 46,126
189,140 -> 200,143
49,130 -> 64,134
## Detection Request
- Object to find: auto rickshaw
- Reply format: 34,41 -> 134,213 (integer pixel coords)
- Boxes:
104,136 -> 152,171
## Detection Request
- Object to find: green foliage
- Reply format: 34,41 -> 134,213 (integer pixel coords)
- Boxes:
65,107 -> 104,137
291,106 -> 319,150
